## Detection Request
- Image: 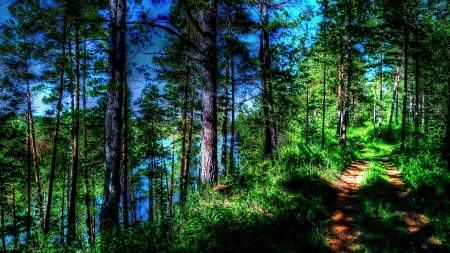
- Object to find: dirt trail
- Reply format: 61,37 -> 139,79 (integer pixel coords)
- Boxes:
326,160 -> 368,252
326,159 -> 440,252
385,162 -> 440,252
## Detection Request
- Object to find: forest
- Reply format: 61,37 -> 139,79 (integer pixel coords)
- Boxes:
0,0 -> 449,252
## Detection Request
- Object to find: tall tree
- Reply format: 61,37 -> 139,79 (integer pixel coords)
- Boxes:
100,0 -> 126,230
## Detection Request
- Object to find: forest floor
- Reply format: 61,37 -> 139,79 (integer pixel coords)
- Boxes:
325,157 -> 441,253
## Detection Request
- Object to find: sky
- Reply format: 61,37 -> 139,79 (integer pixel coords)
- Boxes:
0,0 -> 320,116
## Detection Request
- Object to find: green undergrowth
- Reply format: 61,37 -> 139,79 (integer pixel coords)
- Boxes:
392,152 -> 450,251
93,133 -> 356,252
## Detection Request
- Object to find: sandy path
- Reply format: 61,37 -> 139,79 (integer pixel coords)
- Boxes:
326,160 -> 369,252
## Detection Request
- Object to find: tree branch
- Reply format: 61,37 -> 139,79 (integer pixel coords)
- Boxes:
126,21 -> 202,55
181,0 -> 205,36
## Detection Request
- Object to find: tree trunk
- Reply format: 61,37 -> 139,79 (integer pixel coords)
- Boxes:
387,62 -> 401,141
322,4 -> 327,150
0,168 -> 4,251
26,64 -> 44,230
414,30 -> 419,150
169,138 -> 175,216
221,61 -> 229,178
336,52 -> 344,137
26,124 -> 31,238
185,84 -> 195,193
260,2 -> 276,158
340,7 -> 352,149
180,23 -> 190,201
121,80 -> 129,229
100,0 -> 126,231
60,157 -> 66,245
83,39 -> 94,245
400,25 -> 408,151
67,22 -> 81,244
12,184 -> 17,248
378,41 -> 383,136
306,82 -> 309,145
45,18 -> 67,235
229,56 -> 235,175
200,0 -> 218,185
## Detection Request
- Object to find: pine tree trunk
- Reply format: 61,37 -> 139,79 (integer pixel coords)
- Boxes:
0,169 -> 4,251
200,0 -> 218,185
169,138 -> 175,216
121,81 -> 129,229
67,22 -> 81,244
12,184 -> 17,248
100,0 -> 126,230
322,7 -> 327,150
341,7 -> 352,149
414,30 -> 419,150
260,3 -> 276,158
229,56 -> 235,175
26,126 -> 31,238
26,66 -> 44,230
60,159 -> 66,245
83,39 -> 94,244
45,18 -> 67,235
400,25 -> 408,151
306,82 -> 309,145
378,42 -> 383,136
337,53 -> 344,137
221,61 -> 229,178
180,24 -> 190,201
387,63 -> 401,141
185,84 -> 195,193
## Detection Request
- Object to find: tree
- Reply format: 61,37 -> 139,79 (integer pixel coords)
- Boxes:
100,0 -> 126,231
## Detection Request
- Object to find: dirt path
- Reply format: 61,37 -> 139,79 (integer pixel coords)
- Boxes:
385,162 -> 440,252
326,160 -> 368,252
326,159 -> 440,252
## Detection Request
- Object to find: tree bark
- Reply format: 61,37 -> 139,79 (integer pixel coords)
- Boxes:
0,168 -> 4,251
221,61 -> 229,178
12,184 -> 17,248
200,0 -> 218,185
387,61 -> 401,141
45,17 -> 67,235
340,7 -> 352,150
83,39 -> 94,245
67,21 -> 81,244
260,2 -> 277,158
26,122 -> 31,238
306,82 -> 309,145
229,56 -> 235,175
121,79 -> 129,229
414,30 -> 419,150
185,84 -> 195,193
378,41 -> 383,136
180,22 -> 190,201
100,0 -> 126,231
322,3 -> 327,150
26,64 -> 44,230
400,25 -> 408,151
